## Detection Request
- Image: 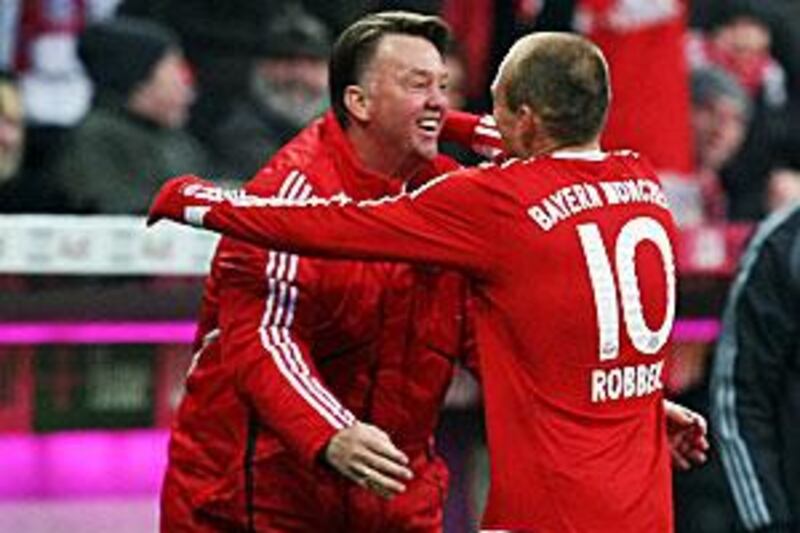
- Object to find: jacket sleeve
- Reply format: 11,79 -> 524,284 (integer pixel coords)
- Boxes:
192,265 -> 221,354
216,237 -> 357,466
214,166 -> 359,466
710,224 -> 800,532
461,294 -> 481,381
202,168 -> 499,278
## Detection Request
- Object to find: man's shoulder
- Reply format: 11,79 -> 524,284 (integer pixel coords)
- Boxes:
431,154 -> 461,173
269,119 -> 327,169
752,204 -> 800,278
71,107 -> 142,143
766,203 -> 800,236
506,150 -> 657,186
248,117 -> 341,193
210,233 -> 271,278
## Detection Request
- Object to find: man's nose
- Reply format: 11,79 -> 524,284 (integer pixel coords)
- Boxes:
427,84 -> 448,109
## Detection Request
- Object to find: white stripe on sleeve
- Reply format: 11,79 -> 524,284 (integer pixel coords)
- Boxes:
257,171 -> 356,429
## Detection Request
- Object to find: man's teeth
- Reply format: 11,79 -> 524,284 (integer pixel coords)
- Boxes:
418,118 -> 439,132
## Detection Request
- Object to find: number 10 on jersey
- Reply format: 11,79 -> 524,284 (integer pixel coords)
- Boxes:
577,216 -> 676,362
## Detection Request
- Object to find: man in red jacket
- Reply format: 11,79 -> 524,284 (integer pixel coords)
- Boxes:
151,32 -> 701,532
158,12 -> 479,533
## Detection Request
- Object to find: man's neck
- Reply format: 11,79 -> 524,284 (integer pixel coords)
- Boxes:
528,136 -> 601,158
346,125 -> 425,182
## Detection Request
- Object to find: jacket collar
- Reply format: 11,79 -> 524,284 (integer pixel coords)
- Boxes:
321,112 -> 405,200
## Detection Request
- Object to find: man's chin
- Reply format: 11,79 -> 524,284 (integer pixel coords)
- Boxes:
415,141 -> 439,161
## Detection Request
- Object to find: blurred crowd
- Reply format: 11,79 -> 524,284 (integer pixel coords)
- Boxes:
1,1 -> 799,532
1,0 -> 799,220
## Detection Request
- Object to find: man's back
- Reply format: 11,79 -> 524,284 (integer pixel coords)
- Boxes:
463,151 -> 675,531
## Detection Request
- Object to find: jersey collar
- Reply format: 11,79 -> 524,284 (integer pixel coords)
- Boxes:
550,149 -> 608,161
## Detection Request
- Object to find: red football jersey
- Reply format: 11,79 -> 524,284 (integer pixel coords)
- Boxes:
194,150 -> 677,532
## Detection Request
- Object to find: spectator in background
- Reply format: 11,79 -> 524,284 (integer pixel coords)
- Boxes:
114,0 -> 356,154
52,17 -> 210,214
766,165 -> 800,214
692,68 -> 752,176
663,67 -> 751,227
15,0 -> 94,128
698,11 -> 786,107
0,73 -> 24,186
438,40 -> 480,166
689,7 -> 789,220
209,7 -> 331,182
10,0 -> 95,212
0,72 -> 27,209
443,41 -> 467,110
0,70 -> 73,213
0,0 -> 22,71
578,0 -> 695,179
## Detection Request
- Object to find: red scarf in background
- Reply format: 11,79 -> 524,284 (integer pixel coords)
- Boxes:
577,0 -> 694,175
443,0 -> 543,102
15,0 -> 87,72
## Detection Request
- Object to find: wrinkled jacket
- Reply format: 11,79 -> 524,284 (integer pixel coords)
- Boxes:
163,112 -> 475,524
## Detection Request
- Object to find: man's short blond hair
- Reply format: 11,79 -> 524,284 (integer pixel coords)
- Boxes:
502,32 -> 610,146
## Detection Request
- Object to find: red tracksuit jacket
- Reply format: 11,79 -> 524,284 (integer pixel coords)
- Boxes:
161,112 -> 475,530
182,149 -> 678,532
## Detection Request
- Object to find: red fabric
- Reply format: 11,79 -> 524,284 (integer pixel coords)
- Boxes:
182,149 -> 676,531
514,0 -> 543,23
0,349 -> 33,432
702,38 -> 775,97
697,169 -> 727,222
579,0 -> 693,175
15,0 -> 86,71
161,112 -> 473,530
442,0 -> 494,100
163,449 -> 448,533
675,222 -> 754,276
161,442 -> 448,533
441,110 -> 505,161
440,111 -> 481,148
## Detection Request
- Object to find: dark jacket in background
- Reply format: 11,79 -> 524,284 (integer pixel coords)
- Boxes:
210,95 -> 304,182
54,95 -> 210,214
711,204 -> 800,533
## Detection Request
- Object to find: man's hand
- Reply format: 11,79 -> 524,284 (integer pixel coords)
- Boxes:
324,422 -> 414,499
147,174 -> 217,227
665,399 -> 710,470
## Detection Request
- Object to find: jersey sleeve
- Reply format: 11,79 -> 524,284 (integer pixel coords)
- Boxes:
440,110 -> 506,161
202,169 -> 498,277
710,226 -> 800,531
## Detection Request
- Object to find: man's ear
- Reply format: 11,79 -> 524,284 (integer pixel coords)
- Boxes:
518,104 -> 539,148
344,85 -> 370,122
